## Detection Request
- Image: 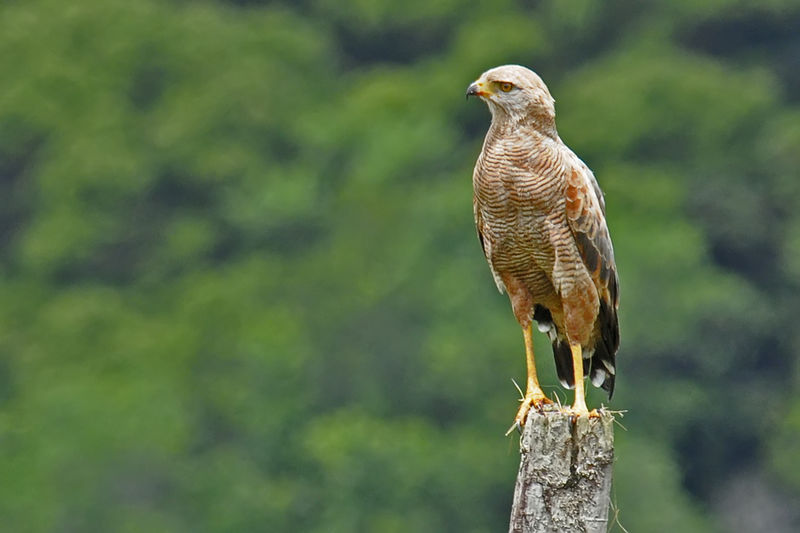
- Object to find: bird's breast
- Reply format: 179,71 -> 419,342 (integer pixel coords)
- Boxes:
473,139 -> 564,226
472,132 -> 568,291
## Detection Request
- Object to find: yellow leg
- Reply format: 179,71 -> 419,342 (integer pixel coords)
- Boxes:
506,324 -> 552,435
568,343 -> 599,417
523,325 -> 546,400
570,342 -> 589,415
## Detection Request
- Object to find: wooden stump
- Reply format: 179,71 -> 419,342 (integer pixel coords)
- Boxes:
508,407 -> 615,533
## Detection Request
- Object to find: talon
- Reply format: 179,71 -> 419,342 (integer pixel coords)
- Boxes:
506,392 -> 552,436
506,324 -> 555,436
562,405 -> 600,419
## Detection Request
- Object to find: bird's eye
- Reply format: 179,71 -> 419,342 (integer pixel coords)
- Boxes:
499,82 -> 513,92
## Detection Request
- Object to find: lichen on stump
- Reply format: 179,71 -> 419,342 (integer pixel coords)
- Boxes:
508,406 -> 615,533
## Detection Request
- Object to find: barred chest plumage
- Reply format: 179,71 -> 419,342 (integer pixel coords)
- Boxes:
472,128 -> 568,298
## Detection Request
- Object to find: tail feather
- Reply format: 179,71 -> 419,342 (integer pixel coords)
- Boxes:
533,302 -> 618,398
553,339 -> 574,389
593,298 -> 619,398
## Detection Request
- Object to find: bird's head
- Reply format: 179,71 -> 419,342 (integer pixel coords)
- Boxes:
466,65 -> 556,130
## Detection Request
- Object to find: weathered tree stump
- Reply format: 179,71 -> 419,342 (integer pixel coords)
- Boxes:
508,407 -> 615,533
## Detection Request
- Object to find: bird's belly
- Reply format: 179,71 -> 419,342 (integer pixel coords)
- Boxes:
490,229 -> 558,305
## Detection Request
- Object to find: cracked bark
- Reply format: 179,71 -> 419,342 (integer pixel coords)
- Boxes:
508,407 -> 615,533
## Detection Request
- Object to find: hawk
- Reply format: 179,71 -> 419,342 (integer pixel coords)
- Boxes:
466,65 -> 619,433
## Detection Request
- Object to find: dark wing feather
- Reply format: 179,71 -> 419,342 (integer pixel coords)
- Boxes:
473,196 -> 487,257
564,165 -> 620,397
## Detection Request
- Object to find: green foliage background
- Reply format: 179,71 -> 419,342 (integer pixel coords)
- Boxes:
1,0 -> 799,531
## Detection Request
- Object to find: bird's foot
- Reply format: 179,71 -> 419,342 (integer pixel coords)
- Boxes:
563,403 -> 601,422
505,392 -> 553,436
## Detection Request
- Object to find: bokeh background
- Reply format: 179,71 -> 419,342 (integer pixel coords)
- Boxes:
1,0 -> 800,531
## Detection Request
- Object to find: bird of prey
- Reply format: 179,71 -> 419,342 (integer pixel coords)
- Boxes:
466,65 -> 619,433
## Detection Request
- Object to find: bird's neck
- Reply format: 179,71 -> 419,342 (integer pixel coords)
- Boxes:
490,109 -> 558,140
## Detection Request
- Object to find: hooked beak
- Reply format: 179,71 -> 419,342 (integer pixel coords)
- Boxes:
466,81 -> 488,100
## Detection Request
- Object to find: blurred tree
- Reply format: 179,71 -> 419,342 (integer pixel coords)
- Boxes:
0,0 -> 798,531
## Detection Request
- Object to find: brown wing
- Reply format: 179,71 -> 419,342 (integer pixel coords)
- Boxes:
473,196 -> 487,257
564,165 -> 620,396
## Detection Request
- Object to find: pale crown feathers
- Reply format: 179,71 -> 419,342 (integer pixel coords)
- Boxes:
467,65 -> 556,131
